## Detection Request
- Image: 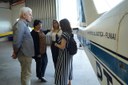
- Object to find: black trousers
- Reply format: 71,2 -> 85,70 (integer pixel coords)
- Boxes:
34,53 -> 48,78
51,42 -> 59,69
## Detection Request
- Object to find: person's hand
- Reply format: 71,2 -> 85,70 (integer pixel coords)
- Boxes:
11,52 -> 17,59
54,43 -> 58,47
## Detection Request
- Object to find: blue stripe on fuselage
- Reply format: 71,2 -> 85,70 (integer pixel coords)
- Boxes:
87,42 -> 128,84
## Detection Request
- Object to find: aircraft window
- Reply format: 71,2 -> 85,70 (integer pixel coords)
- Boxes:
93,0 -> 124,14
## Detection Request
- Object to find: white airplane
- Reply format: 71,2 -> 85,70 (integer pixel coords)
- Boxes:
77,0 -> 128,85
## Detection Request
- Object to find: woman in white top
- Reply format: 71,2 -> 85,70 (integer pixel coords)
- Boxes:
50,20 -> 62,69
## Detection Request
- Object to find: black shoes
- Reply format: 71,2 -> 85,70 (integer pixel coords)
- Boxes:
38,77 -> 47,82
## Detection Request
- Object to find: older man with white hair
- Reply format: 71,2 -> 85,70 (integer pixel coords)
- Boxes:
12,7 -> 34,85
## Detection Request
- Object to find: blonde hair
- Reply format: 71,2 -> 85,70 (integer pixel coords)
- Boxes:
19,7 -> 32,17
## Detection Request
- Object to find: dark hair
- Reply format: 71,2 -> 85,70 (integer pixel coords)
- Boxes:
59,18 -> 72,33
33,20 -> 42,27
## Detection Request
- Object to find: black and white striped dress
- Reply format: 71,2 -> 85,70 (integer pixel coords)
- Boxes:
55,32 -> 73,85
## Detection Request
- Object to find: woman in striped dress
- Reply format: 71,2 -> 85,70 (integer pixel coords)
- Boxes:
54,19 -> 73,85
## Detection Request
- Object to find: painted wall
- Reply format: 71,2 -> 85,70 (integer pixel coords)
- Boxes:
11,3 -> 25,25
0,2 -> 12,41
0,2 -> 24,41
0,3 -> 11,33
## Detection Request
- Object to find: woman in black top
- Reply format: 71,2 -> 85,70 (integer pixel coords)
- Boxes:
50,20 -> 62,69
31,20 -> 48,82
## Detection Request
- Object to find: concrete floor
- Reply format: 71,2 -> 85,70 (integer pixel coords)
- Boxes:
0,40 -> 100,85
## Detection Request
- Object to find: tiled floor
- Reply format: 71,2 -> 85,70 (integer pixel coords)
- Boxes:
0,40 -> 100,85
